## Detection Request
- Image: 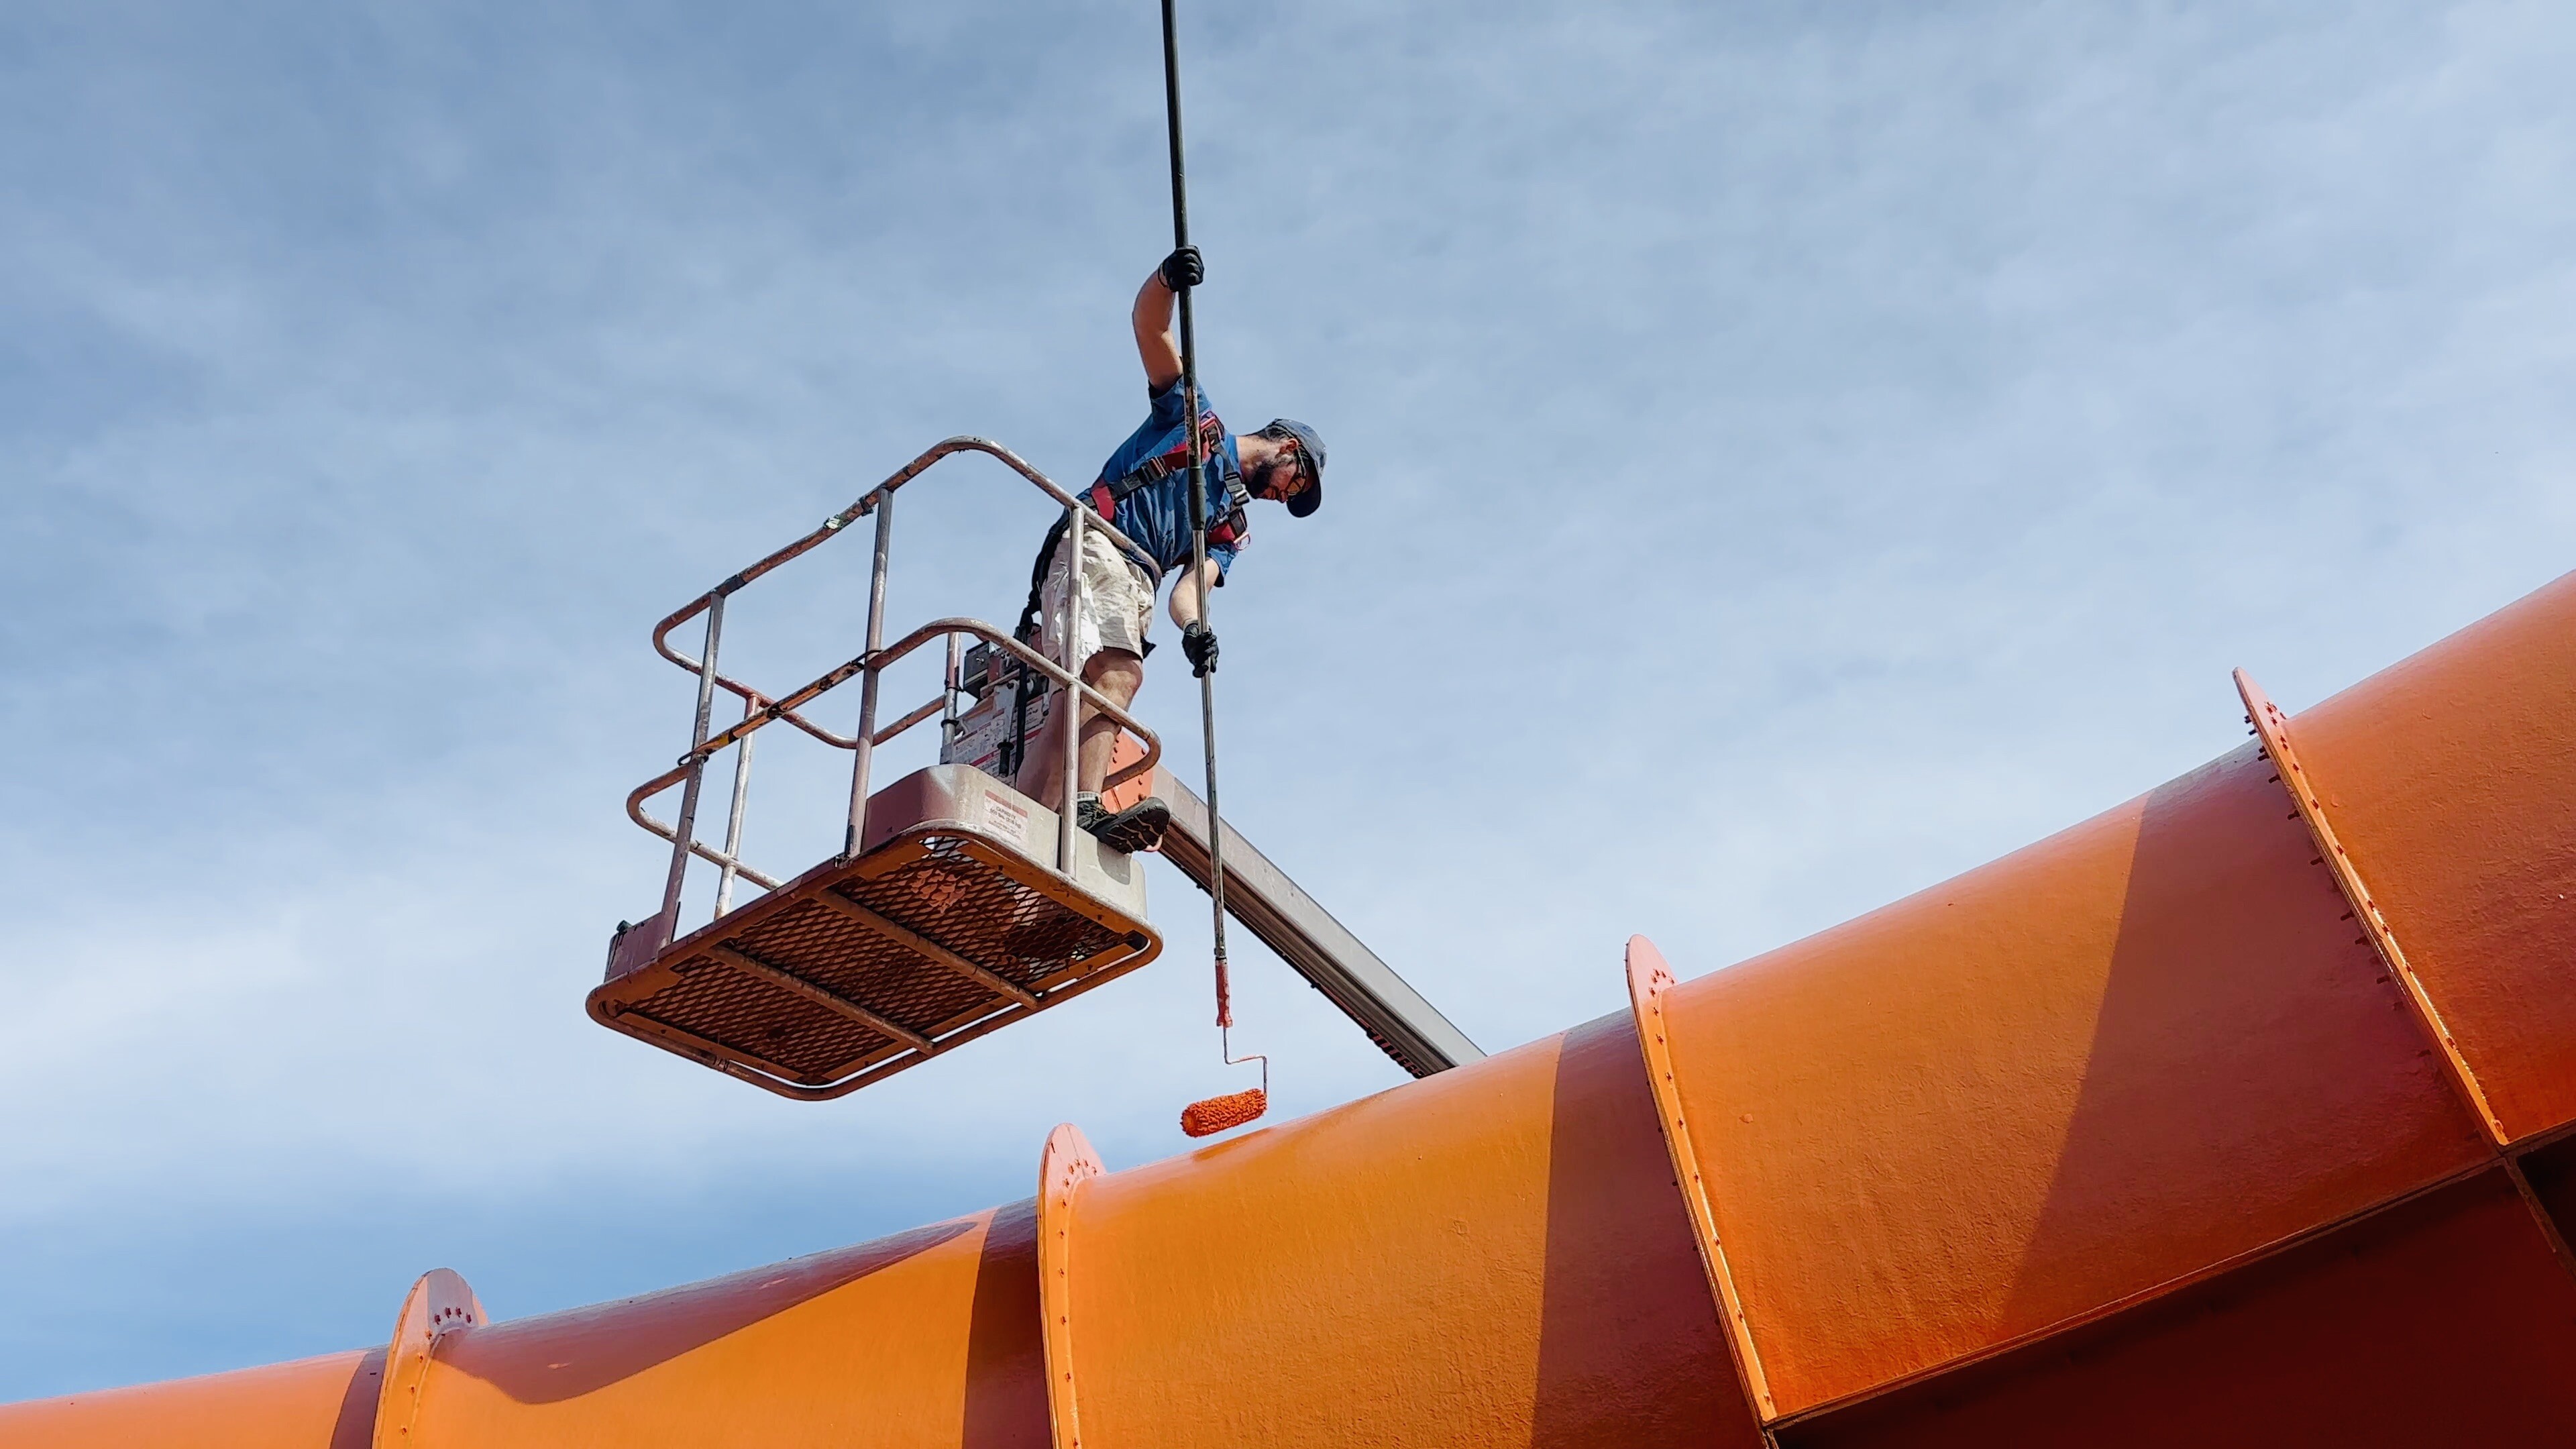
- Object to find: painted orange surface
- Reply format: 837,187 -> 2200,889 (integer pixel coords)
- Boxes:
1782,1169 -> 2576,1447
2291,571 -> 2576,1142
404,1208 -> 1044,1448
11,570 -> 2576,1447
0,1350 -> 378,1449
1653,739 -> 2493,1413
1053,1014 -> 1757,1449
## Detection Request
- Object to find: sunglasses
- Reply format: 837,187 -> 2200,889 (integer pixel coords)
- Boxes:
1272,437 -> 1316,493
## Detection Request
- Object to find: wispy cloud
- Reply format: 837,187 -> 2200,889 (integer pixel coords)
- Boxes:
7,0 -> 2575,1399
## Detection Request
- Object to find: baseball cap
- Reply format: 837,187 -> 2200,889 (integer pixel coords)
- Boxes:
1265,419 -> 1326,518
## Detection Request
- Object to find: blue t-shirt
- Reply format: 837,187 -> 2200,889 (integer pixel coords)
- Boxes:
1093,377 -> 1243,582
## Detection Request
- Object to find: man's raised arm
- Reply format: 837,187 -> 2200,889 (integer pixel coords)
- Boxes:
1130,248 -> 1201,391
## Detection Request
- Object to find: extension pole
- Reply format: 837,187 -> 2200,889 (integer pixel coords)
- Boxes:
1159,0 -> 1232,1026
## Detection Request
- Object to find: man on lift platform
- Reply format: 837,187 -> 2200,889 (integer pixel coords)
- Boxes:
1017,246 -> 1326,853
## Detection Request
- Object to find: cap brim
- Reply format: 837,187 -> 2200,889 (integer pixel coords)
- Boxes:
1287,479 -> 1322,518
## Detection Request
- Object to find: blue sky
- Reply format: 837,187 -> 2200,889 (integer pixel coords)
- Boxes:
7,0 -> 2576,1401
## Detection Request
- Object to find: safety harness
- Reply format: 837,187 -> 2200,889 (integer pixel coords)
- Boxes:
1013,409 -> 1245,649
1087,410 -> 1246,544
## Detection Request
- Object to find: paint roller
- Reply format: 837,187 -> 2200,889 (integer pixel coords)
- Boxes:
1179,1032 -> 1267,1138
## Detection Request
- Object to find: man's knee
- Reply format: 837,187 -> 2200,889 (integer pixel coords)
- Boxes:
1084,647 -> 1144,699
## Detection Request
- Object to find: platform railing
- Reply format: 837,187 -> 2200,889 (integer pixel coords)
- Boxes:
624,437 -> 1165,954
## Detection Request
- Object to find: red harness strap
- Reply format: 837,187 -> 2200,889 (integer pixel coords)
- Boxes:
1088,411 -> 1236,535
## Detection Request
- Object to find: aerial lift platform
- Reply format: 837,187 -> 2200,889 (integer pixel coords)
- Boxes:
590,437 -> 1479,1099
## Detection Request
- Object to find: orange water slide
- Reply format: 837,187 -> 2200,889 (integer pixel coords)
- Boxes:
12,573 -> 2576,1447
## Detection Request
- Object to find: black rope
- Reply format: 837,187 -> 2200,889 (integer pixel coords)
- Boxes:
1159,0 -> 1232,1026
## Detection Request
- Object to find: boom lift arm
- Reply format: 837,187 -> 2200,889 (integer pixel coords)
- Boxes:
1152,767 -> 1483,1077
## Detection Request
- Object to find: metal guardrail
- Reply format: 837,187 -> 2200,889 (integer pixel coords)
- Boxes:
625,437 -> 1164,949
622,433 -> 1477,1083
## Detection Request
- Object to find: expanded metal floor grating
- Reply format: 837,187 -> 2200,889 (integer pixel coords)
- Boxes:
590,830 -> 1160,1099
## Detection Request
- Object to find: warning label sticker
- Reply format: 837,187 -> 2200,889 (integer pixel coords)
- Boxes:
981,792 -> 1030,847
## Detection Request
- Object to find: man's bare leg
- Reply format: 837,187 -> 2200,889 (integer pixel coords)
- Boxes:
1020,648 -> 1142,810
1075,649 -> 1143,794
1018,647 -> 1166,851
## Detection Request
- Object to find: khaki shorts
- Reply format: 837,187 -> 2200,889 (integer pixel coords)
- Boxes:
1038,527 -> 1156,672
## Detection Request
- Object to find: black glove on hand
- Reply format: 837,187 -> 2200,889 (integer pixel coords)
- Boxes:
1181,619 -> 1219,677
1159,246 -> 1205,292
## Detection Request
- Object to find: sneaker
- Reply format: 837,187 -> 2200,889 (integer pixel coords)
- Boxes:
1076,792 -> 1171,854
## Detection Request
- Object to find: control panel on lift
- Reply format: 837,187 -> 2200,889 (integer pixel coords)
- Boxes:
941,639 -> 1159,819
942,641 -> 1047,782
